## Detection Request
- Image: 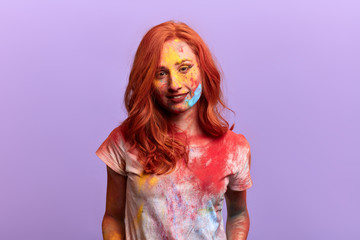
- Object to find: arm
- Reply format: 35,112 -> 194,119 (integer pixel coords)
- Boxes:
102,166 -> 127,240
225,188 -> 250,240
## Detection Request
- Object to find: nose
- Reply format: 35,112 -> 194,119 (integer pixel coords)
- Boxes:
168,72 -> 182,91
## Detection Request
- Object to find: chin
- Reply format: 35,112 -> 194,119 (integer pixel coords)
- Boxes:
157,100 -> 195,115
168,106 -> 192,114
169,108 -> 187,114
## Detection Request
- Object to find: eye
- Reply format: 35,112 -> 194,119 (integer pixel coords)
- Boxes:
156,70 -> 168,79
179,64 -> 193,73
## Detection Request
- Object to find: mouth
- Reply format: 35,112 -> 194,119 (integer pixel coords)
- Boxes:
167,92 -> 189,99
167,92 -> 189,103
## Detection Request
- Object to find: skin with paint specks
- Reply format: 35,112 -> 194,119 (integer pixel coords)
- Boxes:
153,38 -> 202,115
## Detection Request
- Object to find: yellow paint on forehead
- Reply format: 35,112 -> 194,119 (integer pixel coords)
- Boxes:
162,43 -> 182,65
160,39 -> 196,67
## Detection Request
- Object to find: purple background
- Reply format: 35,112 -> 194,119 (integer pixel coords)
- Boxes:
1,0 -> 359,239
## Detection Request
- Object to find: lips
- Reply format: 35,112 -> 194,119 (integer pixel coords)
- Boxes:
167,92 -> 189,98
167,92 -> 188,103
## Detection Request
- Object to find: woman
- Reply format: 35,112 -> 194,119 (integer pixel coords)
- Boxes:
96,20 -> 253,240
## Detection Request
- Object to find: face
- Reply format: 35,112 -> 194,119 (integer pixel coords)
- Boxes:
152,39 -> 203,114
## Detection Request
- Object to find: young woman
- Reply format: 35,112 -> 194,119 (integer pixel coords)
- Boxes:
96,20 -> 253,240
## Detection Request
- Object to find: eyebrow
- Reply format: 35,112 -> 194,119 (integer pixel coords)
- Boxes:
157,59 -> 193,69
175,59 -> 193,65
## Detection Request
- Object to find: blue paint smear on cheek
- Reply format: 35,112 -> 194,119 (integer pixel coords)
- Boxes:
186,83 -> 202,107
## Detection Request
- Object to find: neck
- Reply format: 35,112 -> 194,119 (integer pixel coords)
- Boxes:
167,104 -> 204,138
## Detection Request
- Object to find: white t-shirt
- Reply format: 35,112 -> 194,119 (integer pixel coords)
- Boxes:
96,125 -> 253,240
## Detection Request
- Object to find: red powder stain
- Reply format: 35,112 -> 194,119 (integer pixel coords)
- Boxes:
178,46 -> 183,52
186,130 -> 239,195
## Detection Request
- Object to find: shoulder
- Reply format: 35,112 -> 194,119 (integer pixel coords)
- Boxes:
227,131 -> 252,170
106,125 -> 128,148
109,125 -> 124,139
227,130 -> 250,150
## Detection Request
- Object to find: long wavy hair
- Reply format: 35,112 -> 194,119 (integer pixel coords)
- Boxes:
120,20 -> 235,175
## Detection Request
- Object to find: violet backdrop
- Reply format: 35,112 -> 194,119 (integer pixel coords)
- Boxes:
1,0 -> 359,239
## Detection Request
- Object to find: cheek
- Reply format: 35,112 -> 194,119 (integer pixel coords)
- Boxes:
187,68 -> 202,89
153,81 -> 167,95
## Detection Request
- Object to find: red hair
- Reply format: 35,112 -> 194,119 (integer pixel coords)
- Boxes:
120,20 -> 235,175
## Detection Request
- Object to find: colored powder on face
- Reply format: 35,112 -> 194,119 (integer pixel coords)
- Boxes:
186,83 -> 202,107
163,43 -> 181,68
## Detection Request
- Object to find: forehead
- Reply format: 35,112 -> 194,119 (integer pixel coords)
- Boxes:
159,39 -> 197,66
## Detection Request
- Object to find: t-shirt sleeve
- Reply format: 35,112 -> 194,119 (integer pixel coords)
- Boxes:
95,127 -> 127,176
227,134 -> 253,191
